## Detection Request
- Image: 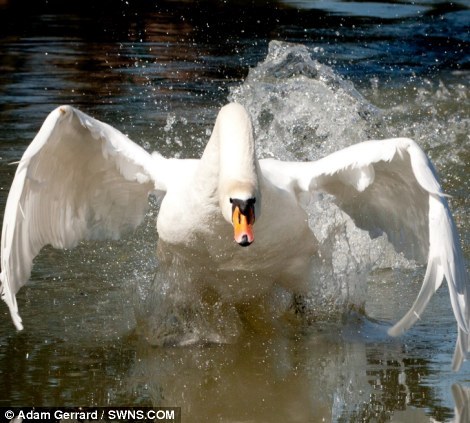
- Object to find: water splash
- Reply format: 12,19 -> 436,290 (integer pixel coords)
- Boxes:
229,41 -> 415,317
229,40 -> 382,161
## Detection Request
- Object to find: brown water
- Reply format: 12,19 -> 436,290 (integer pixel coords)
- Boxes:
0,1 -> 469,422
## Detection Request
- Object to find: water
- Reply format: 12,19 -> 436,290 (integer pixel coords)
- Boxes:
0,1 -> 469,421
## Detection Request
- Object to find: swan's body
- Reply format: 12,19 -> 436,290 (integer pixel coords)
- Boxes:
0,103 -> 468,369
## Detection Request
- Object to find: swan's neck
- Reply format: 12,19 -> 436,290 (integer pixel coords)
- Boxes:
199,103 -> 259,220
217,108 -> 257,192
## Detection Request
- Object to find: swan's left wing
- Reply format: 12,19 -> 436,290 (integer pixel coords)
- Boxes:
261,138 -> 469,370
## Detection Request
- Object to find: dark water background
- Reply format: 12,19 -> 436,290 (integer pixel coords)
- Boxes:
0,1 -> 469,422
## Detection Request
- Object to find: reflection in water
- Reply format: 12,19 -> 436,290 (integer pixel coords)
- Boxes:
0,1 -> 469,421
453,384 -> 470,423
129,329 -> 368,422
0,314 -> 458,421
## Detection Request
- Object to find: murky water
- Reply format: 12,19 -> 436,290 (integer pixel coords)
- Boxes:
0,1 -> 469,421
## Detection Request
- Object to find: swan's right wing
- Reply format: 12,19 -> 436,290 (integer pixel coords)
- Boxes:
261,138 -> 469,370
1,106 -> 169,330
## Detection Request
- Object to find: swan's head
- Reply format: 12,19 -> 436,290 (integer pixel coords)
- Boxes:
230,197 -> 256,247
221,182 -> 259,247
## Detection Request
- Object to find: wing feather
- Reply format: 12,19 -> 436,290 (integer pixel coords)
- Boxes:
0,106 -> 167,330
261,137 -> 469,370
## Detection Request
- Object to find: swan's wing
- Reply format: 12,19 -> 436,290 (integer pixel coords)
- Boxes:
0,105 -> 168,330
261,137 -> 469,370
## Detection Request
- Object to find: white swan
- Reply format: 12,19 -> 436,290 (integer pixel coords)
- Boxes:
0,103 -> 468,369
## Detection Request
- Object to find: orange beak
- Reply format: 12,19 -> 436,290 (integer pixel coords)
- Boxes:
232,204 -> 255,247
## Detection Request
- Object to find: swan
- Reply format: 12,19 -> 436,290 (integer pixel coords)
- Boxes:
0,103 -> 468,370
